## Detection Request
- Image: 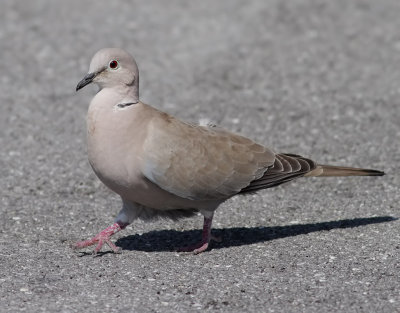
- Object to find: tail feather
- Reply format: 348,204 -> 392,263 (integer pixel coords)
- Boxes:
239,153 -> 384,195
306,165 -> 385,177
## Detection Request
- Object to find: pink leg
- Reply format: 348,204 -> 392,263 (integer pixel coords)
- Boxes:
178,215 -> 217,254
72,222 -> 127,254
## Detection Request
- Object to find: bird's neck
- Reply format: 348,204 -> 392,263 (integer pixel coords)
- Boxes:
93,85 -> 139,109
115,84 -> 139,104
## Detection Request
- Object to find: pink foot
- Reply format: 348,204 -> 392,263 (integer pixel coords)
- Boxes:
71,222 -> 126,254
177,215 -> 218,254
177,240 -> 210,254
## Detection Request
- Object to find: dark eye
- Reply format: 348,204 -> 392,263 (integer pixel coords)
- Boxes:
109,60 -> 118,69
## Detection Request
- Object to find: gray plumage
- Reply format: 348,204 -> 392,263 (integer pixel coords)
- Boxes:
72,48 -> 384,254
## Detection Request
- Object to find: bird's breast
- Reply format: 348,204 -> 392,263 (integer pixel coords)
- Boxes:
86,102 -> 145,194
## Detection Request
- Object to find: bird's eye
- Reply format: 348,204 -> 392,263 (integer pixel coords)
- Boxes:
109,60 -> 119,69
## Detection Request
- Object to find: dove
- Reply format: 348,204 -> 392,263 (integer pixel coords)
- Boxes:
73,48 -> 384,254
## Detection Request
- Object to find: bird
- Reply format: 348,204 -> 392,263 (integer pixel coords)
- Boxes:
73,48 -> 384,254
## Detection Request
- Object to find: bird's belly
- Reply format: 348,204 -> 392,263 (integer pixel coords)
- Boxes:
91,160 -> 212,211
88,138 -> 201,210
89,150 -> 218,211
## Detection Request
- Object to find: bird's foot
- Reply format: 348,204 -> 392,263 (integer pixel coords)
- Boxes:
71,222 -> 125,254
177,234 -> 221,254
177,240 -> 210,254
177,215 -> 219,254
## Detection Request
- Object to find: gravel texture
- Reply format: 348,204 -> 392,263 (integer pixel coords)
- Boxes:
1,1 -> 399,312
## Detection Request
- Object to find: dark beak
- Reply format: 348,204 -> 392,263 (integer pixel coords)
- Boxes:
76,72 -> 96,91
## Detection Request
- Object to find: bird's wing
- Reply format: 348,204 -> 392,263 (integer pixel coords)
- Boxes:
141,114 -> 275,200
239,153 -> 317,193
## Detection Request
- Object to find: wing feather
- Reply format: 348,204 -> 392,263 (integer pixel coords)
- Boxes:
141,115 -> 275,200
240,153 -> 317,193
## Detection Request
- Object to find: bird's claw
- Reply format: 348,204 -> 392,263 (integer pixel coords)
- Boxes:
177,241 -> 210,254
177,234 -> 221,254
72,223 -> 123,254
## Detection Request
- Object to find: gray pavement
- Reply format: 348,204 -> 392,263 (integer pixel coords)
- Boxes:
0,1 -> 399,312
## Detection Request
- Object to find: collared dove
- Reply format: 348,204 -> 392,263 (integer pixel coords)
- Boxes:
73,48 -> 384,254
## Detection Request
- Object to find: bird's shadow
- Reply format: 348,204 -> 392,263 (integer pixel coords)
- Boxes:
115,215 -> 396,252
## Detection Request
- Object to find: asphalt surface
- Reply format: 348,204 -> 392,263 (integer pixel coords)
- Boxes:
1,1 -> 399,312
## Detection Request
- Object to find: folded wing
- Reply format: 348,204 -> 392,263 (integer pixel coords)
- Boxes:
141,115 -> 275,200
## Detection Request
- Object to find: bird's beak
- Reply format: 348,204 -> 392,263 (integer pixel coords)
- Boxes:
76,72 -> 96,91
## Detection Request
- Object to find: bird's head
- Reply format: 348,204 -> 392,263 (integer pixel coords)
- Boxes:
76,48 -> 139,92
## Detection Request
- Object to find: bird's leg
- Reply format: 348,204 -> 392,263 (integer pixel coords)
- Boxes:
72,221 -> 128,254
178,214 -> 216,254
72,200 -> 139,254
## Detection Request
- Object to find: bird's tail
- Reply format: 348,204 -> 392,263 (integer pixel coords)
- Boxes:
305,164 -> 385,177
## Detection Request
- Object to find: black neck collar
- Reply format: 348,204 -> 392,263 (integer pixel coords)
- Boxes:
117,101 -> 138,108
